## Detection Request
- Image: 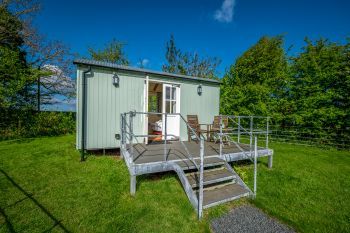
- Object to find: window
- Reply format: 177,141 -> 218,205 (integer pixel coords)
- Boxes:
165,86 -> 176,114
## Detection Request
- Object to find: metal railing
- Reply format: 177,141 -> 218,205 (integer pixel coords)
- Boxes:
216,115 -> 271,199
120,111 -> 205,218
120,112 -> 270,218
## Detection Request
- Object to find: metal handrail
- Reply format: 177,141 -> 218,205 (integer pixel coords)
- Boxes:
130,111 -> 203,141
121,111 -> 202,169
120,112 -> 267,218
216,116 -> 259,198
225,115 -> 253,136
225,115 -> 270,149
215,115 -> 253,159
121,111 -> 205,218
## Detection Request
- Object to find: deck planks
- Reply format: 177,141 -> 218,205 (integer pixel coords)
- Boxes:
127,141 -> 263,165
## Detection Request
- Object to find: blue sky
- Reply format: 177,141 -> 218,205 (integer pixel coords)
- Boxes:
36,0 -> 350,75
36,0 -> 349,110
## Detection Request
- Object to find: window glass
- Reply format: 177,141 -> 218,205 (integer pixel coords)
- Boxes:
166,86 -> 171,100
171,101 -> 176,113
165,101 -> 171,113
171,87 -> 176,100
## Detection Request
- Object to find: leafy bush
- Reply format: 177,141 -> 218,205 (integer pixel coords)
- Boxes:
30,112 -> 75,137
0,110 -> 75,140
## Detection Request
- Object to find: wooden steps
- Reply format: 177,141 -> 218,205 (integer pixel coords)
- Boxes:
186,167 -> 235,188
180,156 -> 251,210
202,183 -> 250,208
176,157 -> 225,170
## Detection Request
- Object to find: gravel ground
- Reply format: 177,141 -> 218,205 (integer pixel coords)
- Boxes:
211,205 -> 295,233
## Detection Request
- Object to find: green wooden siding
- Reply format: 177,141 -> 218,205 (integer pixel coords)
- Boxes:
76,65 -> 220,149
179,82 -> 220,141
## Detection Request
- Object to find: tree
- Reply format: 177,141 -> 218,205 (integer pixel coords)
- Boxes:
220,36 -> 290,120
1,0 -> 75,111
0,4 -> 36,109
290,38 -> 350,129
162,35 -> 221,79
88,39 -> 129,65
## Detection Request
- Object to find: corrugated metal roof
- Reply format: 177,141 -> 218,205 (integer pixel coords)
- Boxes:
73,59 -> 221,84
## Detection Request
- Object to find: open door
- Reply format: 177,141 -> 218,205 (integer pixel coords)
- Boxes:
162,84 -> 180,140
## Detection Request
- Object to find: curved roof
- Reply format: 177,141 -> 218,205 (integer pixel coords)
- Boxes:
74,59 -> 221,84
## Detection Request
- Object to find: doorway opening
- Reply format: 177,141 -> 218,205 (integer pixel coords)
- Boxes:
147,81 -> 181,143
148,82 -> 163,142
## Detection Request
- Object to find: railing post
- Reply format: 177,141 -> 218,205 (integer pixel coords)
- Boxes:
124,113 -> 127,147
237,116 -> 241,143
253,136 -> 258,198
129,112 -> 134,161
198,138 -> 204,219
164,112 -> 167,162
266,117 -> 269,149
219,115 -> 223,157
250,116 -> 253,152
120,113 -> 124,159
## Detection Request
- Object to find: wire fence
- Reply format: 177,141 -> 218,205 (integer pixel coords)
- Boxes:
268,125 -> 350,149
223,116 -> 350,150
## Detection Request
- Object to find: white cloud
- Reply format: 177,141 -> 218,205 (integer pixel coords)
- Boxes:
41,64 -> 75,94
214,0 -> 236,23
137,58 -> 149,68
141,58 -> 149,67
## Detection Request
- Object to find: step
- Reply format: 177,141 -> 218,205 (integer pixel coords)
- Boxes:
200,183 -> 251,209
186,167 -> 235,188
176,157 -> 224,170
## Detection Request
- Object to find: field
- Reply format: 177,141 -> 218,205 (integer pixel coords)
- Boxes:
1,135 -> 349,232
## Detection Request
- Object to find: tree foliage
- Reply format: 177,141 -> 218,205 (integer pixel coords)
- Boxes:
0,1 -> 75,139
0,0 -> 74,110
163,35 -> 221,79
289,38 -> 350,128
88,39 -> 129,65
221,36 -> 289,118
221,36 -> 350,132
0,4 -> 35,109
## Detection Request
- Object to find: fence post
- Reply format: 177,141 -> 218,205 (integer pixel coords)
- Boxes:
266,117 -> 269,149
250,116 -> 253,154
253,136 -> 258,198
237,116 -> 241,143
198,138 -> 204,219
219,115 -> 223,157
164,113 -> 167,162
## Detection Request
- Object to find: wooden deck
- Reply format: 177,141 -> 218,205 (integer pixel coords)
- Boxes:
126,141 -> 273,167
122,140 -> 273,213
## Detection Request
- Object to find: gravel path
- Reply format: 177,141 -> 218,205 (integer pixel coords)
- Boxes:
211,205 -> 295,233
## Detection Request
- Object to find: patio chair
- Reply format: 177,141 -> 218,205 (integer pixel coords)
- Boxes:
210,116 -> 233,144
186,115 -> 211,142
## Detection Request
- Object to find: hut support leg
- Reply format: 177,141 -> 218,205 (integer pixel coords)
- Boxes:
130,175 -> 136,196
268,154 -> 273,168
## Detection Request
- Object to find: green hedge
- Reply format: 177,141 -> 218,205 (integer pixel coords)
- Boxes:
0,110 -> 75,140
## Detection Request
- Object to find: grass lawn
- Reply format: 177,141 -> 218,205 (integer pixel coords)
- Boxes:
0,135 -> 349,232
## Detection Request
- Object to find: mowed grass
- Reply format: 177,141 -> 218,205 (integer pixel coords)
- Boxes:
0,135 -> 349,232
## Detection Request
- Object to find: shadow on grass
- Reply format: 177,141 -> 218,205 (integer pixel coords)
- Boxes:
0,138 -> 35,146
0,206 -> 15,232
0,169 -> 71,233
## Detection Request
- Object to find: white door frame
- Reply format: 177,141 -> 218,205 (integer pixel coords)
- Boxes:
162,83 -> 181,139
144,75 -> 149,144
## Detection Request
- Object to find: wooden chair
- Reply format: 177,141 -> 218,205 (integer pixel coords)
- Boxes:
210,116 -> 232,144
186,115 -> 210,141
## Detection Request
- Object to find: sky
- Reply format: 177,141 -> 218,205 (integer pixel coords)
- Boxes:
35,0 -> 350,110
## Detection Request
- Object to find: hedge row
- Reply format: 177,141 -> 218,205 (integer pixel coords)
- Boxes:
0,110 -> 75,140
